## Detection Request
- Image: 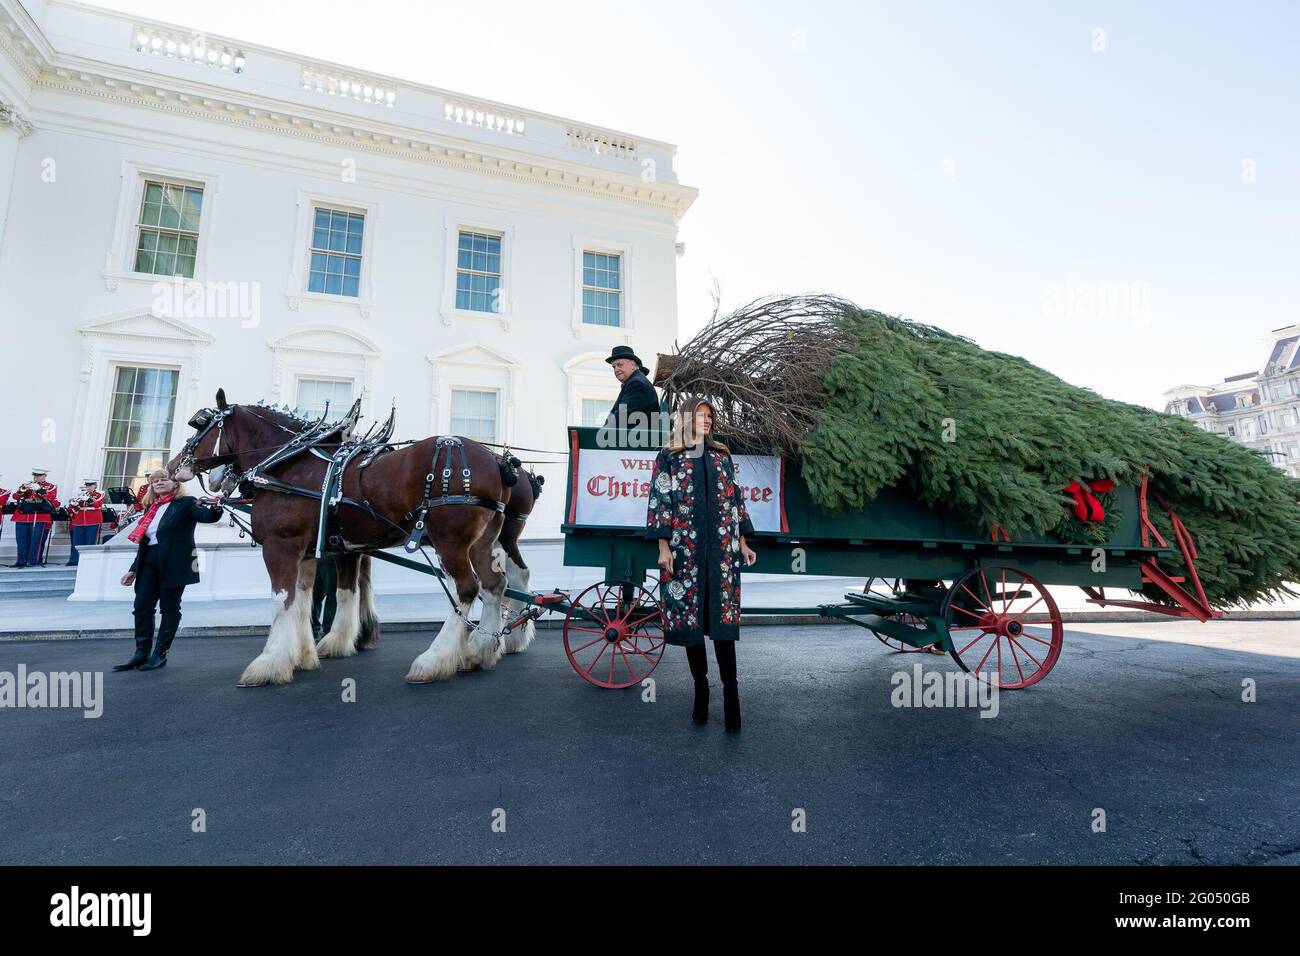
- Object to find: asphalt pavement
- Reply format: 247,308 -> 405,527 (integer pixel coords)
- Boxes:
1,621 -> 1296,865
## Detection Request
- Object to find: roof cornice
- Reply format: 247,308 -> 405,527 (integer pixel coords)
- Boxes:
0,1 -> 698,221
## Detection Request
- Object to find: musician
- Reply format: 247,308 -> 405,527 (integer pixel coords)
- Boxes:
66,479 -> 106,567
9,469 -> 59,568
603,345 -> 661,431
0,478 -> 9,546
115,469 -> 223,672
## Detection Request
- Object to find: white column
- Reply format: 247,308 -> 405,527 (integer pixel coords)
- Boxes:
0,103 -> 34,258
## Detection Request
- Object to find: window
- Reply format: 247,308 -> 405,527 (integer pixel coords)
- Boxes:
1288,444 -> 1299,460
1280,410 -> 1297,429
450,388 -> 498,443
1276,381 -> 1294,400
295,377 -> 354,420
308,207 -> 364,297
582,251 -> 622,326
101,366 -> 180,489
455,231 -> 502,313
1227,425 -> 1237,437
581,398 -> 611,427
133,180 -> 203,278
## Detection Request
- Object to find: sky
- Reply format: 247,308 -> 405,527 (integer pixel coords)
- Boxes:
79,0 -> 1300,408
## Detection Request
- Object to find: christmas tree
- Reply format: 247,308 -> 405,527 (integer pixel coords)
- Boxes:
655,295 -> 1300,607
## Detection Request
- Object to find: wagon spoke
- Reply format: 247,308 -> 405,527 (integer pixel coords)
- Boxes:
1000,569 -> 1008,614
1007,635 -> 1043,670
1005,594 -> 1044,625
1006,635 -> 1026,683
978,569 -> 994,612
1016,630 -> 1055,647
950,604 -> 988,622
973,636 -> 999,674
570,634 -> 607,655
956,630 -> 994,656
958,582 -> 994,614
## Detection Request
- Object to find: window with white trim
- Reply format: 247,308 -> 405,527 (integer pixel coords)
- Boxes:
101,365 -> 180,489
450,388 -> 498,443
308,207 -> 365,297
133,179 -> 203,278
582,251 -> 622,326
295,377 -> 354,420
580,398 -> 611,427
455,230 -> 503,313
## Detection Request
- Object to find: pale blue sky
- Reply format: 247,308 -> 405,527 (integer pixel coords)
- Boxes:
82,0 -> 1300,407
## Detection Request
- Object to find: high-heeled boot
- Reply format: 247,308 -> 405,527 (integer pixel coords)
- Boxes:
116,609 -> 155,672
139,609 -> 180,671
685,643 -> 709,725
715,640 -> 741,733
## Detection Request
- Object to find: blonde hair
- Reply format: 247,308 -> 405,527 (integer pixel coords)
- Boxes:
666,397 -> 730,455
141,469 -> 188,507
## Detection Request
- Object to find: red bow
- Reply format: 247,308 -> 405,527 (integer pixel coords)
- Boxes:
129,493 -> 175,544
1063,479 -> 1115,522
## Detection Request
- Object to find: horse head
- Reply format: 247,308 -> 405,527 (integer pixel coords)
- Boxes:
169,388 -> 243,484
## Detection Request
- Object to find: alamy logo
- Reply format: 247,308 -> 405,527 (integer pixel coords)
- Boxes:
890,663 -> 1000,717
49,886 -> 151,936
0,666 -> 103,718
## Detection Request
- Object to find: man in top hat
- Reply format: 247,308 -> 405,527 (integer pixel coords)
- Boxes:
603,345 -> 661,431
9,468 -> 59,568
66,478 -> 106,567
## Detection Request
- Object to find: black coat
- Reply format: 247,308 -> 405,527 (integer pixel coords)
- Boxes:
128,496 -> 224,588
604,368 -> 660,429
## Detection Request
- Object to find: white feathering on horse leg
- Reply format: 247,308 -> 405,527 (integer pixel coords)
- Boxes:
316,587 -> 360,658
501,556 -> 533,654
405,601 -> 471,683
466,589 -> 506,671
238,590 -> 301,686
294,579 -> 320,670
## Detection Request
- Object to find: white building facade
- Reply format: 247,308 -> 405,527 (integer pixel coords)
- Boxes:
0,0 -> 696,596
1163,324 -> 1300,478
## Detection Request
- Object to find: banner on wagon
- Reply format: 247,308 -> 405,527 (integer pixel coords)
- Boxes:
567,447 -> 787,532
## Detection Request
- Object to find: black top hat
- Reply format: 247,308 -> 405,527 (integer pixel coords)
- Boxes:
605,345 -> 647,373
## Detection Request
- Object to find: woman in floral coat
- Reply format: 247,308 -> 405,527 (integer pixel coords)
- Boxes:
645,398 -> 757,732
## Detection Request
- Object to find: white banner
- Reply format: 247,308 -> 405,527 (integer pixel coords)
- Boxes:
568,447 -> 785,532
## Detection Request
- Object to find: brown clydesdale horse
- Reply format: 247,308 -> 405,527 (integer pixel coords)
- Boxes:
169,389 -> 539,686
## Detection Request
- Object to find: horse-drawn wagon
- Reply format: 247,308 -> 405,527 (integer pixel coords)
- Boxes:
172,392 -> 1222,692
545,426 -> 1220,691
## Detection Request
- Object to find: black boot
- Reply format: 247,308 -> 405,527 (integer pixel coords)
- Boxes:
113,637 -> 152,672
685,643 -> 709,725
715,640 -> 741,733
139,609 -> 179,671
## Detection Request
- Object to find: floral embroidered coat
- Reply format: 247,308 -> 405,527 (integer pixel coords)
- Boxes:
645,444 -> 755,646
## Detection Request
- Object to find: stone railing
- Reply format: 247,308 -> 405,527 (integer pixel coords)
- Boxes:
443,97 -> 526,136
564,125 -> 638,161
132,24 -> 245,73
301,66 -> 398,108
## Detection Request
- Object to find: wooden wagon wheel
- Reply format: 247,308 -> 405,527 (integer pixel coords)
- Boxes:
563,580 -> 666,689
940,565 -> 1063,689
861,577 -> 931,652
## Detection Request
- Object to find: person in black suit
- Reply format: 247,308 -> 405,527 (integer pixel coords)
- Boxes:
116,469 -> 223,672
603,345 -> 661,431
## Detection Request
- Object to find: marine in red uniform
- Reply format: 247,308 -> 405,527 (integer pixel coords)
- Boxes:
0,479 -> 10,546
66,479 -> 105,567
10,469 -> 59,568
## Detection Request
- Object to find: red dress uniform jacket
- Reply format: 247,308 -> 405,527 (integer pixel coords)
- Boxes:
12,481 -> 59,525
69,491 -> 106,527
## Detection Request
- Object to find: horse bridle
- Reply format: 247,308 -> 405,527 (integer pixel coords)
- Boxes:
175,405 -> 236,479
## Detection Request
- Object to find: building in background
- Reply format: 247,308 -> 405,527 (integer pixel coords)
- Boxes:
1163,324 -> 1300,478
0,0 -> 696,554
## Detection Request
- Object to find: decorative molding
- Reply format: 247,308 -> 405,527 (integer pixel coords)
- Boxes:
27,73 -> 695,221
0,101 -> 32,137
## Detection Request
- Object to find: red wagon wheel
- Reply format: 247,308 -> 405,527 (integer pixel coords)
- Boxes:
941,565 -> 1063,689
563,580 -> 665,689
